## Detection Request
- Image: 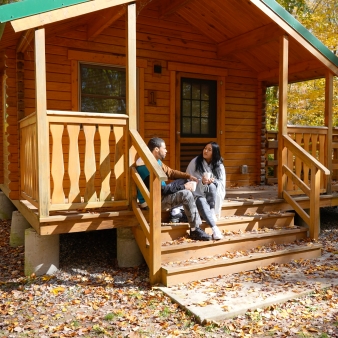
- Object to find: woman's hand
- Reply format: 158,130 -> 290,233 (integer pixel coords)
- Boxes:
202,176 -> 214,185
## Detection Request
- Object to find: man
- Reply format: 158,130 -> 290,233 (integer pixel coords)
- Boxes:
136,137 -> 211,241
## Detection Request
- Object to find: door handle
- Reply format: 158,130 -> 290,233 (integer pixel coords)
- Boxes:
177,131 -> 180,134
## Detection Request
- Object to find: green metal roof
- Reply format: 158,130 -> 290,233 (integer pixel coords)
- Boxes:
0,0 -> 90,23
261,0 -> 338,68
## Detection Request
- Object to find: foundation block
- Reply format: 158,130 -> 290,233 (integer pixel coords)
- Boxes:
25,228 -> 59,276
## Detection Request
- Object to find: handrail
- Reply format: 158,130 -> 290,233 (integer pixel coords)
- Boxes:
283,135 -> 330,175
129,129 -> 167,181
281,134 -> 330,240
129,128 -> 167,284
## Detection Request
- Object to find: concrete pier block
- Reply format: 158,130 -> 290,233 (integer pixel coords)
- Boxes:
117,227 -> 144,267
10,211 -> 31,247
25,228 -> 59,276
0,191 -> 16,220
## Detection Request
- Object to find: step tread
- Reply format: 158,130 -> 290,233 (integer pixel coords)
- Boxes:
161,212 -> 296,229
162,242 -> 322,274
161,226 -> 308,251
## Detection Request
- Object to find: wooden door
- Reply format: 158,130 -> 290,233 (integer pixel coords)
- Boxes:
175,73 -> 221,172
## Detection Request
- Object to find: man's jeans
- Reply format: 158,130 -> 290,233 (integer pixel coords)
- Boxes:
161,190 -> 202,229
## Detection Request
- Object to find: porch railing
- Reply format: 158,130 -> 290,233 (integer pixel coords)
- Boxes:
129,128 -> 167,285
282,134 -> 330,240
266,126 -> 329,192
19,110 -> 130,215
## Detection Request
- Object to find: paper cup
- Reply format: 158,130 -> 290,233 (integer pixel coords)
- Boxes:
190,181 -> 197,191
203,172 -> 212,179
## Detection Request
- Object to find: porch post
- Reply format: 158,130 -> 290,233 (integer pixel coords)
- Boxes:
126,2 -> 137,130
277,35 -> 288,198
35,28 -> 50,218
325,71 -> 333,194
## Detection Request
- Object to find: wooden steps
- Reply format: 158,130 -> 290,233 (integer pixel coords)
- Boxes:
160,212 -> 296,242
161,226 -> 309,264
161,243 -> 322,286
133,209 -> 322,286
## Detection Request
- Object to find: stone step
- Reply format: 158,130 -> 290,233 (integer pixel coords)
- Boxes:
161,242 -> 322,287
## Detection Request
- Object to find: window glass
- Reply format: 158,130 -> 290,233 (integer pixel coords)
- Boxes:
80,64 -> 126,114
180,78 -> 217,137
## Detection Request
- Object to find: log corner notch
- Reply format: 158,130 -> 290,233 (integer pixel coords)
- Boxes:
158,0 -> 193,19
217,23 -> 283,58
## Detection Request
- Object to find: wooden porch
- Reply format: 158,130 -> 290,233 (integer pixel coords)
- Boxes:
6,111 -> 338,285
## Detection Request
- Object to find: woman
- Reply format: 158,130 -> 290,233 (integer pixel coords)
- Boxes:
186,142 -> 226,240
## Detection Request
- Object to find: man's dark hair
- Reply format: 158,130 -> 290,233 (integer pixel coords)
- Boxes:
148,137 -> 164,152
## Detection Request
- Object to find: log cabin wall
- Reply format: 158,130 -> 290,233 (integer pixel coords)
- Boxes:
1,46 -> 20,199
4,5 -> 261,199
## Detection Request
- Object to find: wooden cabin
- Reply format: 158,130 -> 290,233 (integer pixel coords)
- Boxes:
0,0 -> 337,286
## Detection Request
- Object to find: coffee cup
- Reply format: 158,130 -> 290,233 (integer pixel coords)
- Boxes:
203,172 -> 212,179
190,181 -> 197,191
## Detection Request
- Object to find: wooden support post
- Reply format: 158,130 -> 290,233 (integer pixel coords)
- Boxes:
35,28 -> 50,218
126,2 -> 137,131
277,35 -> 288,198
126,2 -> 137,206
310,166 -> 320,240
325,71 -> 333,194
149,172 -> 162,284
169,70 -> 176,169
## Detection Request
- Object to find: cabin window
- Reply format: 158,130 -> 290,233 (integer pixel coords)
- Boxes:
80,64 -> 126,114
181,78 -> 217,137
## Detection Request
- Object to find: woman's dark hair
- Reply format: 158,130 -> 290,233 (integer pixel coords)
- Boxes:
195,142 -> 223,179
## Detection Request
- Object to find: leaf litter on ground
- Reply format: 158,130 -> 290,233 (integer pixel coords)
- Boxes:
0,208 -> 338,336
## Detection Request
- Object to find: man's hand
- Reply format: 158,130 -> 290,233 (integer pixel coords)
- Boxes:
189,175 -> 198,182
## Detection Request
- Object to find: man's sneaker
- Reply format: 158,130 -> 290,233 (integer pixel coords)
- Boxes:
190,227 -> 212,241
212,226 -> 224,240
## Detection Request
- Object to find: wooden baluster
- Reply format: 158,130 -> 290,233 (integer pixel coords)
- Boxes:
295,133 -> 303,189
286,148 -> 294,191
67,124 -> 81,203
98,125 -> 111,201
311,134 -> 318,159
303,134 -> 311,185
83,125 -> 97,202
113,125 -> 126,201
318,134 -> 326,190
27,126 -> 33,198
50,124 -> 65,204
32,126 -> 38,201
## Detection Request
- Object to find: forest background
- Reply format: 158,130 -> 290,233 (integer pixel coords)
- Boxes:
1,0 -> 337,129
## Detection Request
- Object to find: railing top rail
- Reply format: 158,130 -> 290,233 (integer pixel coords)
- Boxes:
283,134 -> 330,175
287,125 -> 328,130
129,129 -> 167,182
47,110 -> 129,120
